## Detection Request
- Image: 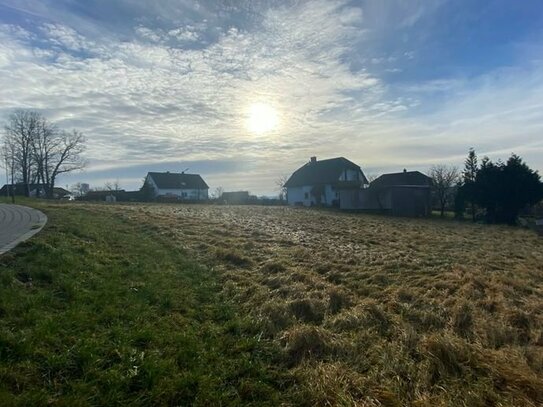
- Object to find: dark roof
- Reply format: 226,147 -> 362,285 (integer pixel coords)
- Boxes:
284,157 -> 368,188
147,172 -> 209,189
371,171 -> 432,188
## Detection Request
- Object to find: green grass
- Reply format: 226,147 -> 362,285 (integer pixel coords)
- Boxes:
0,203 -> 290,406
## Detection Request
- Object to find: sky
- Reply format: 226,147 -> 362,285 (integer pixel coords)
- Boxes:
1,0 -> 542,195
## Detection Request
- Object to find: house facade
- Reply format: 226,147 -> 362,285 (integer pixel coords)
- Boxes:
340,170 -> 432,217
285,157 -> 369,207
144,172 -> 209,200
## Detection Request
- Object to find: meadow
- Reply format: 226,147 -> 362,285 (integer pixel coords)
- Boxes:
1,201 -> 543,406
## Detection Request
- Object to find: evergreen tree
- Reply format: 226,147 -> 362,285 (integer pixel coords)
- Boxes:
462,148 -> 478,221
473,154 -> 543,224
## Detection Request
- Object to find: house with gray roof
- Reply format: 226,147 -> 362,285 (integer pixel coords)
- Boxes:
340,169 -> 433,217
284,157 -> 369,207
143,172 -> 209,200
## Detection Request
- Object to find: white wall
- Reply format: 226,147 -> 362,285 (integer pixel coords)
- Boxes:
287,186 -> 313,206
288,184 -> 340,206
157,188 -> 208,200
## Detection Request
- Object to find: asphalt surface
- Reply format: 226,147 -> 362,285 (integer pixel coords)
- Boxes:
0,204 -> 47,255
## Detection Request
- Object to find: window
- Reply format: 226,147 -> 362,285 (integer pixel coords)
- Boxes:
304,192 -> 309,199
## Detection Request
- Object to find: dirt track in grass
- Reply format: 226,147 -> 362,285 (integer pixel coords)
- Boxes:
96,203 -> 543,406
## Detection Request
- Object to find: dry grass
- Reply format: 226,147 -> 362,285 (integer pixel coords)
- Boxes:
85,203 -> 543,406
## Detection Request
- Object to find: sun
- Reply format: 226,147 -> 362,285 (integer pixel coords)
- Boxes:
246,102 -> 278,134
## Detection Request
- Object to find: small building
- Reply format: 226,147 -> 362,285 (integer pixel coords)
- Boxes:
340,170 -> 432,217
285,157 -> 369,207
143,172 -> 209,200
221,191 -> 250,205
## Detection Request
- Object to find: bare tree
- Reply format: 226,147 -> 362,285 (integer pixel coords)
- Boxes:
46,130 -> 86,198
104,179 -> 121,192
429,165 -> 461,217
366,173 -> 380,183
2,110 -> 86,199
211,186 -> 224,200
1,142 -> 17,203
276,174 -> 289,201
4,110 -> 40,196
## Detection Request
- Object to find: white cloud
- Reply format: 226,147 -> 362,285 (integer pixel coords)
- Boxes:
0,0 -> 542,194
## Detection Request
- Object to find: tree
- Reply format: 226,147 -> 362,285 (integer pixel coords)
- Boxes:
429,165 -> 461,217
211,186 -> 224,200
104,179 -> 121,192
46,130 -> 86,198
462,148 -> 478,221
2,110 -> 86,199
1,142 -> 16,203
3,110 -> 40,196
276,174 -> 289,201
70,182 -> 89,198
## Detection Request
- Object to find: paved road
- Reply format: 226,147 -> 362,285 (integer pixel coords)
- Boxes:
0,204 -> 47,255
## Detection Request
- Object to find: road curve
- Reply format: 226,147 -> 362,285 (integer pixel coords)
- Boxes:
0,204 -> 47,255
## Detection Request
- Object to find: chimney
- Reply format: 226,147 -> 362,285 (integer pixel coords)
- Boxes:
310,156 -> 317,163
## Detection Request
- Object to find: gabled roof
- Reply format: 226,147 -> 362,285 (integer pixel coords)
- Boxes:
284,157 -> 368,188
371,171 -> 432,188
147,172 -> 209,189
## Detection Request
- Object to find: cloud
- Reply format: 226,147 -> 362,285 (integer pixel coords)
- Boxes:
0,0 -> 542,194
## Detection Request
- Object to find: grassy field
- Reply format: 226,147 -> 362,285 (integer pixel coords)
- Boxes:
1,201 -> 543,406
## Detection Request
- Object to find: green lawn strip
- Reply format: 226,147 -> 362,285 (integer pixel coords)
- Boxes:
0,204 -> 290,406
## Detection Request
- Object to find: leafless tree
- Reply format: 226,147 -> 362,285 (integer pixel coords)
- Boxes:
211,186 -> 224,200
104,179 -> 121,192
1,142 -> 17,202
47,130 -> 86,198
4,110 -> 40,196
276,174 -> 289,201
2,110 -> 86,199
429,164 -> 461,217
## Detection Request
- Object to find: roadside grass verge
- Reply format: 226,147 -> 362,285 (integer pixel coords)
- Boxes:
0,203 -> 290,406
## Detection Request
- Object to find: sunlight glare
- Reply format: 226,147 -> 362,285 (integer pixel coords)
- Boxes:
246,103 -> 278,134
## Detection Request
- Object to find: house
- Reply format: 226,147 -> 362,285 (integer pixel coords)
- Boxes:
284,157 -> 369,207
340,169 -> 432,217
0,183 -> 70,199
143,171 -> 209,200
221,191 -> 250,205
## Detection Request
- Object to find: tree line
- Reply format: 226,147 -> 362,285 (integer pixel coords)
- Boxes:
1,110 -> 86,200
430,149 -> 543,224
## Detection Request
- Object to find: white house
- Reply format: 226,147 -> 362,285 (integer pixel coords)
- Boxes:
285,157 -> 368,207
144,171 -> 209,200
